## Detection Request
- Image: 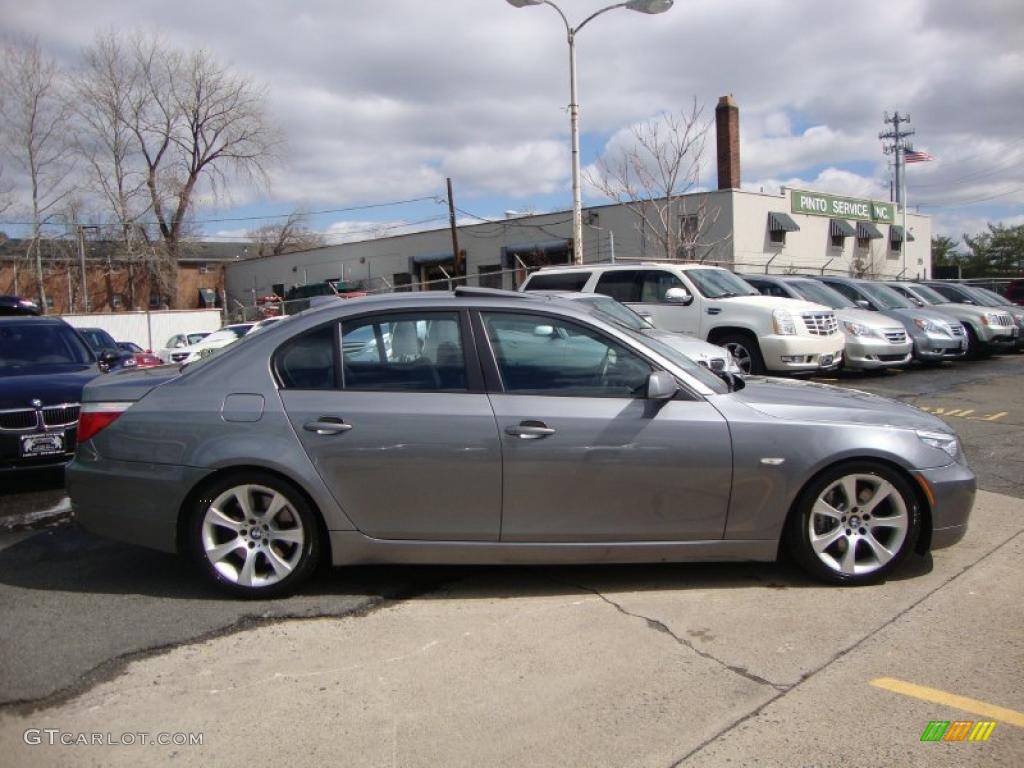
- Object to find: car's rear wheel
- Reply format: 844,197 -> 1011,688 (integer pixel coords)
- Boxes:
718,333 -> 766,375
786,461 -> 920,585
189,472 -> 321,598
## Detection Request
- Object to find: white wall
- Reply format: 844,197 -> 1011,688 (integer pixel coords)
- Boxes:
61,309 -> 224,351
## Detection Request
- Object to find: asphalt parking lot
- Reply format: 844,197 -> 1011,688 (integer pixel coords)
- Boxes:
0,354 -> 1021,766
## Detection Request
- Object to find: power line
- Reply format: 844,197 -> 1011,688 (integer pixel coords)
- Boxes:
917,186 -> 1024,209
0,195 -> 446,228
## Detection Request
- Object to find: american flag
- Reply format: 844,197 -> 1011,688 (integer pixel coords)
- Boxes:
904,149 -> 934,163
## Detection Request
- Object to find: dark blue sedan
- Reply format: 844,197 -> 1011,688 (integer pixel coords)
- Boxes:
0,316 -> 105,470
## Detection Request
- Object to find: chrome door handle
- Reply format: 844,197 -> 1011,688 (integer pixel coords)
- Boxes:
303,418 -> 353,435
505,422 -> 556,439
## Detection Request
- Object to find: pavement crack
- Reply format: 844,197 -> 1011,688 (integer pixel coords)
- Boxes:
664,526 -> 1024,767
534,571 -> 789,693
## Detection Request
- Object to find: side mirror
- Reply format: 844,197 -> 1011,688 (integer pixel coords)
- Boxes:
98,349 -> 120,371
910,297 -> 924,307
855,299 -> 873,310
664,287 -> 693,306
646,370 -> 678,401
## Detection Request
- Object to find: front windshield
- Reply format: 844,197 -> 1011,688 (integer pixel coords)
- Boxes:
907,284 -> 950,305
620,327 -> 729,394
789,280 -> 855,309
859,282 -> 915,310
686,269 -> 760,299
0,322 -> 94,372
576,296 -> 650,331
967,287 -> 1008,307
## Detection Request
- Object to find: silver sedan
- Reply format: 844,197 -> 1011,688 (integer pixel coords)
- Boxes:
68,288 -> 975,597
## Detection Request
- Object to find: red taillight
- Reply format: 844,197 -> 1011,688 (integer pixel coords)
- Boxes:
78,402 -> 131,443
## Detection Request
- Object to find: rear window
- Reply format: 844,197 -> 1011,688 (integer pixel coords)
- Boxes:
523,272 -> 592,292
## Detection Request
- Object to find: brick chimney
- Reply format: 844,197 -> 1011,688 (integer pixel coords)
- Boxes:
715,94 -> 740,190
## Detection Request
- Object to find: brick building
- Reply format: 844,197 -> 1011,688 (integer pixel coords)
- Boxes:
0,239 -> 243,314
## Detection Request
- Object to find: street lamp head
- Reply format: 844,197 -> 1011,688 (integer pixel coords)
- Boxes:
506,0 -> 544,7
625,0 -> 673,13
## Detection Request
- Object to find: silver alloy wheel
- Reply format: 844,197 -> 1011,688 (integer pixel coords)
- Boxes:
200,483 -> 306,588
724,342 -> 752,373
807,473 -> 909,576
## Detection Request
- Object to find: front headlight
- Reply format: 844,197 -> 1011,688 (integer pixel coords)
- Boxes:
916,430 -> 961,461
842,321 -> 880,338
981,312 -> 1006,326
773,309 -> 797,335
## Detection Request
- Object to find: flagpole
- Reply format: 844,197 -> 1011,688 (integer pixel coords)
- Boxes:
901,144 -> 907,278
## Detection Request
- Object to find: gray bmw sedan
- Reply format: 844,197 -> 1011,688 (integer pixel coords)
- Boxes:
68,288 -> 975,597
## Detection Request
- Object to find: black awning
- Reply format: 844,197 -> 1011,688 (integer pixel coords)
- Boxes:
889,225 -> 915,243
856,222 -> 884,239
829,218 -> 856,238
412,251 -> 455,267
768,212 -> 800,233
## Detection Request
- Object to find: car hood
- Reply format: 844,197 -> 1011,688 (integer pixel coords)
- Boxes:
880,306 -> 958,329
642,328 -> 728,359
832,307 -> 902,330
711,294 -> 829,314
0,364 -> 101,409
726,376 -> 951,432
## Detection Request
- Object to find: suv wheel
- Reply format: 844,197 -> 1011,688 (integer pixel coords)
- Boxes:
718,333 -> 765,375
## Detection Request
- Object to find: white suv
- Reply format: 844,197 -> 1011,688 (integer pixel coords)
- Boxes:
520,264 -> 844,375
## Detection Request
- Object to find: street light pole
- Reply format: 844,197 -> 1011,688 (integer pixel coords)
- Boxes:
506,0 -> 673,264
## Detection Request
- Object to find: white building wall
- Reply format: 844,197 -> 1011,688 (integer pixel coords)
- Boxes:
61,309 -> 224,352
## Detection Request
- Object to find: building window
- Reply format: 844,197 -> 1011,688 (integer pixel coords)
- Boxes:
111,293 -> 125,309
831,234 -> 844,248
392,272 -> 413,292
477,265 -> 503,289
770,229 -> 787,245
198,263 -> 213,274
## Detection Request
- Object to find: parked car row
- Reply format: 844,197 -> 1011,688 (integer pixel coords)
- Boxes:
520,264 -> 1021,374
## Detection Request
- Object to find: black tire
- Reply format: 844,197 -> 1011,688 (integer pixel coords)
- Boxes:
963,324 -> 989,360
188,471 -> 321,598
717,332 -> 766,375
785,461 -> 921,586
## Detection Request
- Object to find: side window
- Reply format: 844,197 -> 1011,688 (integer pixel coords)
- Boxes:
828,282 -> 859,303
522,272 -> 592,291
275,324 -> 337,390
639,270 -> 686,303
482,312 -> 651,398
768,284 -> 789,298
594,271 -> 641,302
342,312 -> 466,392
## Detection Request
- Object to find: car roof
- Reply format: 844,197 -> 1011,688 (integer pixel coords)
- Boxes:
531,262 -> 724,274
0,315 -> 70,325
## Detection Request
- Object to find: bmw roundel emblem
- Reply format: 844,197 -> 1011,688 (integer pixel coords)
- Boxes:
30,399 -> 43,408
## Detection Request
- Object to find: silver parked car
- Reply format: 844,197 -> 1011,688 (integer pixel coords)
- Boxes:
741,275 -> 913,371
883,281 -> 1017,357
68,288 -> 975,597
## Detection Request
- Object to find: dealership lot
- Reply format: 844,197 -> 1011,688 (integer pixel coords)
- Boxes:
0,354 -> 1021,766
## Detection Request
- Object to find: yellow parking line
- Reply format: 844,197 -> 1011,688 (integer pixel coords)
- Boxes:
870,677 -> 1024,728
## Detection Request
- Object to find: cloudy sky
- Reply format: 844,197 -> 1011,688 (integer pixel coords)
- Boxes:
5,0 -> 1023,246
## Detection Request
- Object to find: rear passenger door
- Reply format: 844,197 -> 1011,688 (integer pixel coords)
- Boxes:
278,310 -> 502,541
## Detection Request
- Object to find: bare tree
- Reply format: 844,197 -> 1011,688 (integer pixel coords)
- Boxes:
72,32 -> 152,306
123,35 -> 279,306
0,37 -> 76,308
248,211 -> 324,257
586,99 -> 728,262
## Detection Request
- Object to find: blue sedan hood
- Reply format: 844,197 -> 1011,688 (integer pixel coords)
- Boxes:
0,364 -> 101,409
728,376 -> 951,433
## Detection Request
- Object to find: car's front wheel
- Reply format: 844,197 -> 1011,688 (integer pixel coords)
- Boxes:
717,333 -> 766,375
189,472 -> 321,598
786,461 -> 920,585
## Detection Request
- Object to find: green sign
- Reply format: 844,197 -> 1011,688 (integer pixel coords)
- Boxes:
791,190 -> 895,223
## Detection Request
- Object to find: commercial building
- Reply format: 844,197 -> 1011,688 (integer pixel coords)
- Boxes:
225,96 -> 930,310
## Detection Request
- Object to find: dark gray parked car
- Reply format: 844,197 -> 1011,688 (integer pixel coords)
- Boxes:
68,288 -> 975,597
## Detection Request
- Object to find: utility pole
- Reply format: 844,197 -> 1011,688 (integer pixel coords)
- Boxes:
880,112 -> 915,276
77,225 -> 90,313
446,177 -> 462,282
